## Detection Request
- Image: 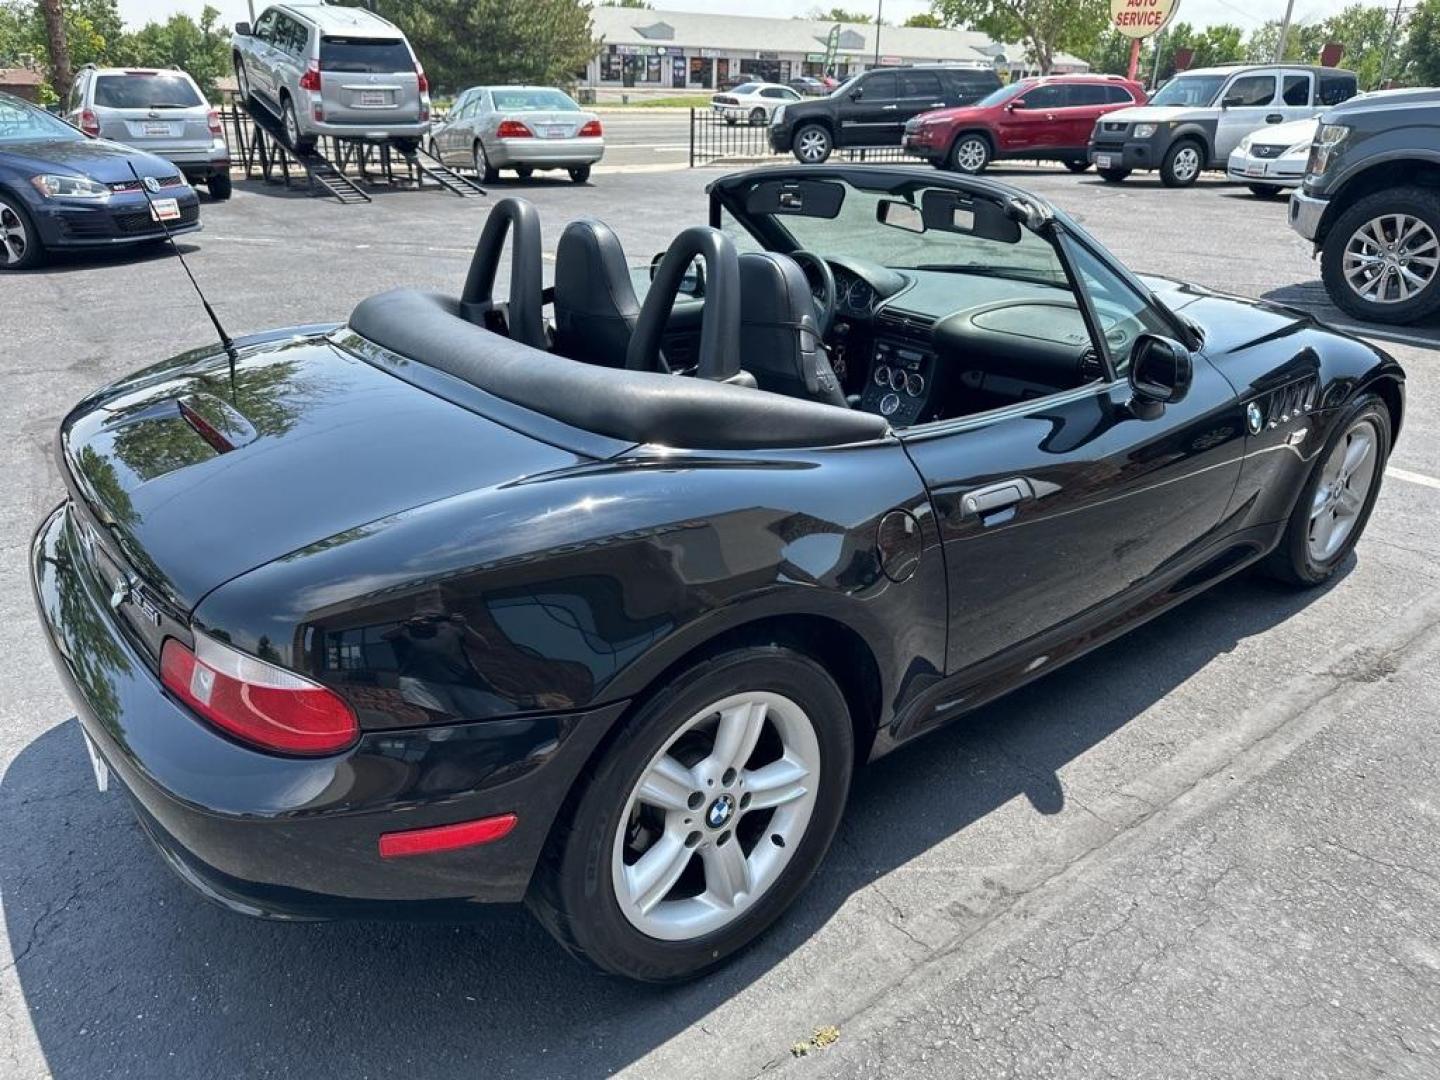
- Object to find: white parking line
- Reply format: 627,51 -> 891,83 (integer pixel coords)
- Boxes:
1387,466 -> 1440,491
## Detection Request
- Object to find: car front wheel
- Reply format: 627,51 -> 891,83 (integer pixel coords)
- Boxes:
528,645 -> 854,982
281,97 -> 315,153
1160,139 -> 1203,187
793,124 -> 832,164
1321,187 -> 1440,325
1248,183 -> 1283,198
749,107 -> 766,126
949,133 -> 990,174
0,194 -> 42,270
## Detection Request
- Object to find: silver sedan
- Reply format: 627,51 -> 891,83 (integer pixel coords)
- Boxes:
429,85 -> 604,184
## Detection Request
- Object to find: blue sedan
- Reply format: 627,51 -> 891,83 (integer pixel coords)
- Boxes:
0,91 -> 201,270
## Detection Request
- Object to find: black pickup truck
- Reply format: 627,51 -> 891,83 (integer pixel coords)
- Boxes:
1289,87 -> 1440,325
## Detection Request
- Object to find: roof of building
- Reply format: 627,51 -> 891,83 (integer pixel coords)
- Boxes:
0,68 -> 44,87
588,6 -> 1088,71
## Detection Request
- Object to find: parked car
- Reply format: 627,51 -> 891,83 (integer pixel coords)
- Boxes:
711,82 -> 803,125
1089,64 -> 1358,187
0,91 -> 200,270
429,85 -> 602,184
788,76 -> 829,97
33,166 -> 1403,982
1226,116 -> 1317,197
770,65 -> 1002,163
903,73 -> 1145,174
64,65 -> 231,200
1290,87 -> 1440,324
231,2 -> 430,154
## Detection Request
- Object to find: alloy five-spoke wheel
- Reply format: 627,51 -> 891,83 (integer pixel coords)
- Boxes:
1341,214 -> 1439,307
612,691 -> 820,940
0,198 -> 38,270
1306,417 -> 1380,563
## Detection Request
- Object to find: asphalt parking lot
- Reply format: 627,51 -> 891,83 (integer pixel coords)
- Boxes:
3,162 -> 1440,1079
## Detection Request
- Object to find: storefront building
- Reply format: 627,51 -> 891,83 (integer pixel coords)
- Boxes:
586,7 -> 1088,91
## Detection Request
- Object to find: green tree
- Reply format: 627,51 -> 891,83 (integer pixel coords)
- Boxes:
1086,28 -> 1148,77
807,7 -> 876,21
0,1 -> 33,65
346,0 -> 595,92
932,0 -> 1108,73
1315,3 -> 1397,88
1145,21 -> 1244,81
610,0 -> 652,7
1245,19 -> 1325,63
1401,0 -> 1440,84
117,5 -> 231,100
904,12 -> 943,27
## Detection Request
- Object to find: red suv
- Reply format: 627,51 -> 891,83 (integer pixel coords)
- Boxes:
904,74 -> 1147,174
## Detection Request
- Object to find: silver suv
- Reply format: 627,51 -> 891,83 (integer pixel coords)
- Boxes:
64,66 -> 231,199
231,2 -> 430,153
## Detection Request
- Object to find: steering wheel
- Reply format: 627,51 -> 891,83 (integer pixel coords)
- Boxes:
789,250 -> 836,340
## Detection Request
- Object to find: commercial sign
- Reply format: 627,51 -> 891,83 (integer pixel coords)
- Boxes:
1110,0 -> 1177,39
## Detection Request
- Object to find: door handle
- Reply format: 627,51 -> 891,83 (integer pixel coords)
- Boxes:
961,478 -> 1033,523
1266,113 -> 1283,123
1045,113 -> 1056,120
882,104 -> 898,110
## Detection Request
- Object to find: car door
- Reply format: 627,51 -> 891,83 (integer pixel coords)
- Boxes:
895,70 -> 946,136
1279,69 -> 1314,122
837,71 -> 897,147
248,8 -> 282,101
900,234 -> 1247,677
998,83 -> 1069,151
1213,69 -> 1281,161
1062,84 -> 1111,151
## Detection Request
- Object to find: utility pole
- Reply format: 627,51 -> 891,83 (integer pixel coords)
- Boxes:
1377,0 -> 1407,88
1275,0 -> 1297,62
874,0 -> 883,67
1151,27 -> 1165,89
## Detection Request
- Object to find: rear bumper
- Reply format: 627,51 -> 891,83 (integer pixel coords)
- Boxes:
30,502 -> 627,919
1289,188 -> 1329,243
486,137 -> 605,168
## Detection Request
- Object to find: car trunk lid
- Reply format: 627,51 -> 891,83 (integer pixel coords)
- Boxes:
59,335 -> 585,632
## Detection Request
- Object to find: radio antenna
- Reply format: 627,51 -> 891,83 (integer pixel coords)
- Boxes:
126,162 -> 238,386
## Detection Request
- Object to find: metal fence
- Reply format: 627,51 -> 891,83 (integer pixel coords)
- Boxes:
688,107 -> 929,168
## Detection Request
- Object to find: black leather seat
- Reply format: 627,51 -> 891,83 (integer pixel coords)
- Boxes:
552,218 -> 640,367
737,252 -> 847,408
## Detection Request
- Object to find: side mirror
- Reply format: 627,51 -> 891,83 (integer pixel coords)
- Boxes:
653,253 -> 705,297
234,20 -> 251,35
1221,94 -> 1242,109
1007,98 -> 1026,111
1128,334 -> 1193,419
848,88 -> 863,101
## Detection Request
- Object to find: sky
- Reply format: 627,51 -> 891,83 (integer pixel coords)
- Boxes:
114,0 -> 1372,41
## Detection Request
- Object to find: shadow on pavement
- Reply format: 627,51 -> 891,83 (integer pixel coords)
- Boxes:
1,569 -> 1338,1079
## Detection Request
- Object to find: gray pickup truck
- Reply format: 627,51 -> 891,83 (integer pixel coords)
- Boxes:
1289,87 -> 1440,325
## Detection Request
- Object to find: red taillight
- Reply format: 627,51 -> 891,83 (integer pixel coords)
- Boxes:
415,63 -> 429,94
578,119 -> 602,137
161,633 -> 358,756
298,61 -> 322,92
79,109 -> 99,136
378,814 -> 518,859
207,108 -> 222,135
496,119 -> 533,138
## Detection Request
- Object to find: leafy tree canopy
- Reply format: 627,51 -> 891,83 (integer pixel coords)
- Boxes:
904,12 -> 944,28
932,0 -> 1109,73
1402,0 -> 1440,86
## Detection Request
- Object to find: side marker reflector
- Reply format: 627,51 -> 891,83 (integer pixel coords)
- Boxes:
378,813 -> 518,859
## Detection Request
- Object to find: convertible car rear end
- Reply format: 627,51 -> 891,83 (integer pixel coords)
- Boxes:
33,168 -> 1403,981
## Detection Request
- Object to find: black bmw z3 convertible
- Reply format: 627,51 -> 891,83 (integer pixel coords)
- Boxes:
32,166 -> 1404,982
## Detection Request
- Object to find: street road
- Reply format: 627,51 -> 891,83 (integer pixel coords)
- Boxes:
594,109 -> 694,170
2,164 -> 1438,1079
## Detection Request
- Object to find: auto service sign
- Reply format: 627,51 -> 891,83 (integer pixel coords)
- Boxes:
1111,0 -> 1177,39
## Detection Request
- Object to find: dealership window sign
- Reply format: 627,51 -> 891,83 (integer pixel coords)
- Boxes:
1110,0 -> 1177,80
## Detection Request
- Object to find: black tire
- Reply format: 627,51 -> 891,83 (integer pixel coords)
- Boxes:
1321,186 -> 1440,326
515,165 -> 534,179
392,137 -> 420,157
234,55 -> 257,110
948,132 -> 991,174
0,192 -> 43,270
748,107 -> 766,126
207,172 -> 233,201
1248,183 -> 1283,198
280,96 -> 315,154
724,116 -> 737,126
473,140 -> 499,184
1262,392 -> 1392,587
527,645 -> 855,982
568,165 -> 591,184
1160,138 -> 1204,188
1064,159 -> 1092,173
792,123 -> 832,164
1098,166 -> 1131,183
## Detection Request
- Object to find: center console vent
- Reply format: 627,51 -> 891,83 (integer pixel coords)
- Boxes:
874,308 -> 935,343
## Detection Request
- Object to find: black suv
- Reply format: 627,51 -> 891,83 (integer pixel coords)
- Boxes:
1290,88 -> 1440,325
769,65 -> 1001,164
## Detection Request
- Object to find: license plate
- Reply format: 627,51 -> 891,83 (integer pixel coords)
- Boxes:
81,730 -> 110,793
359,90 -> 386,107
1096,154 -> 1113,169
544,125 -> 568,138
1245,162 -> 1268,177
148,197 -> 180,222
142,122 -> 172,137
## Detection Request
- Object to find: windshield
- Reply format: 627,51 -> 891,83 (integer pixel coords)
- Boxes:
94,74 -> 202,109
971,82 -> 1027,108
490,88 -> 579,112
741,177 -> 1066,288
319,37 -> 413,73
0,96 -> 85,143
1148,74 -> 1225,108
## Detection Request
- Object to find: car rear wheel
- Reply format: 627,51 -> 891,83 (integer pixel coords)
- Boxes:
949,133 -> 990,174
1248,183 -> 1283,198
207,172 -> 233,201
1160,139 -> 1203,188
1263,393 -> 1390,587
515,165 -> 534,179
473,140 -> 499,184
793,124 -> 832,164
528,645 -> 854,982
749,107 -> 766,126
1321,187 -> 1440,325
0,194 -> 42,270
1064,159 -> 1091,173
568,165 -> 591,184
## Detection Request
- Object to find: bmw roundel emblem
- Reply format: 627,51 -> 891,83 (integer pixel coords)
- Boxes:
1246,401 -> 1264,435
142,175 -> 161,194
705,793 -> 736,830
